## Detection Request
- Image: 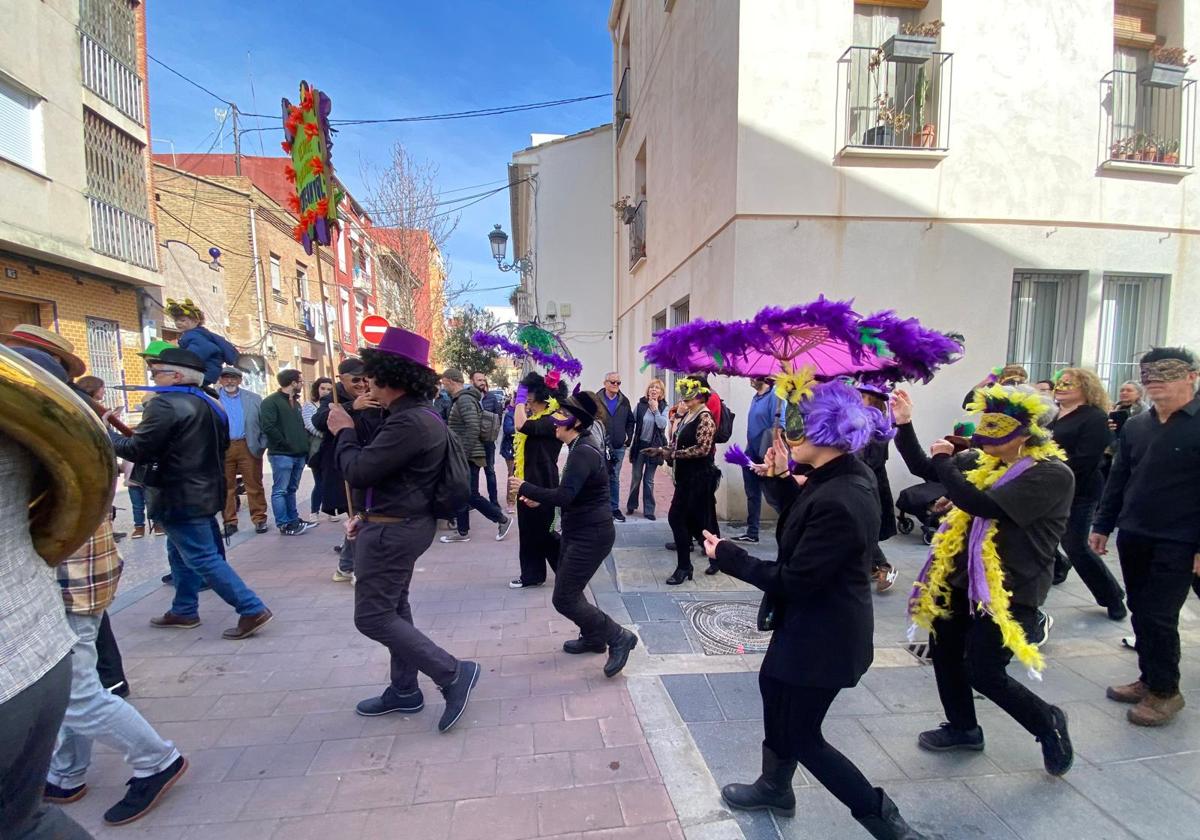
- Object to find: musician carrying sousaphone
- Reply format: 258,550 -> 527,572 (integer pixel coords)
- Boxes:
0,339 -> 114,837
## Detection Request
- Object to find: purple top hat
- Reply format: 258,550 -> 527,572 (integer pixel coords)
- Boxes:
374,327 -> 431,368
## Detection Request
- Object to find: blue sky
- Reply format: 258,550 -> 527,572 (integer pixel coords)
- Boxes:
146,1 -> 613,310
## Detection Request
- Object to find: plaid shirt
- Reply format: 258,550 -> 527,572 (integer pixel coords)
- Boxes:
56,519 -> 123,615
0,436 -> 77,705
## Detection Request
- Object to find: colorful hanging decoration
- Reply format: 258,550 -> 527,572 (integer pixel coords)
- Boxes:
472,330 -> 584,380
281,81 -> 343,255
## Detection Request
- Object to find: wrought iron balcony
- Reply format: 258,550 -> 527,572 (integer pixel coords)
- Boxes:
80,32 -> 144,125
615,67 -> 631,135
836,46 -> 953,153
628,200 -> 646,269
89,196 -> 156,270
1100,69 -> 1195,169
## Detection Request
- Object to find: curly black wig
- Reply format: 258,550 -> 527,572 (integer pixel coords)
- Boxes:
521,371 -> 567,406
360,349 -> 439,400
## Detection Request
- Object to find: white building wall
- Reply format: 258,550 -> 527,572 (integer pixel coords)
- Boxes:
511,127 -> 616,385
612,0 -> 1200,519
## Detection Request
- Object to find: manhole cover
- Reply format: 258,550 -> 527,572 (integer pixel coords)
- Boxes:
680,600 -> 772,655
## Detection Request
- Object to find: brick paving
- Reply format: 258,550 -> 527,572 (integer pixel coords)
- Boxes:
82,460 -> 682,839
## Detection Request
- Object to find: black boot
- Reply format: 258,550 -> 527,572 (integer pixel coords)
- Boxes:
720,743 -> 797,817
855,789 -> 930,840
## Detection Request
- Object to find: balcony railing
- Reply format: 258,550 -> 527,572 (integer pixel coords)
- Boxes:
80,32 -> 144,125
836,46 -> 953,153
352,265 -> 372,291
89,196 -> 156,270
1100,69 -> 1195,169
615,67 -> 631,135
628,200 -> 646,269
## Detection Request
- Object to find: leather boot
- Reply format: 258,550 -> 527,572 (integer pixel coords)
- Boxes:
720,743 -> 797,817
855,789 -> 931,840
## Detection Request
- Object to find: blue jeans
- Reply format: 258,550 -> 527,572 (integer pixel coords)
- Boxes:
268,453 -> 306,526
742,466 -> 763,539
163,516 -> 266,619
627,452 -> 659,516
608,447 -> 626,513
456,463 -> 507,535
48,614 -> 180,788
128,484 -> 146,527
482,442 -> 499,506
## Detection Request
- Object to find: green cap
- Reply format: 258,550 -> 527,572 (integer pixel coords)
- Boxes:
139,339 -> 178,359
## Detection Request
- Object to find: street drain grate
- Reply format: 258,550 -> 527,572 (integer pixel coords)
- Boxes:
680,600 -> 772,655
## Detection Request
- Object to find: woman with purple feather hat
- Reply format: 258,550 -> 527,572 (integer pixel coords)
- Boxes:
699,376 -> 931,840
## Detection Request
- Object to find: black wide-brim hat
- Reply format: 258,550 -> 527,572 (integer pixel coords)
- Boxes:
560,390 -> 599,426
154,347 -> 207,373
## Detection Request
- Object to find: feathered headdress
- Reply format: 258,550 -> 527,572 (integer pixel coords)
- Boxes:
794,380 -> 895,452
676,376 -> 711,400
165,298 -> 203,323
472,329 -> 583,380
967,384 -> 1057,446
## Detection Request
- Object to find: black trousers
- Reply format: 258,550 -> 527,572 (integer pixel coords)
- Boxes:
760,674 -> 880,818
95,610 -> 127,691
0,655 -> 90,839
930,588 -> 1055,737
1118,532 -> 1196,695
1058,497 -> 1125,607
553,521 -> 620,645
667,472 -> 718,572
353,519 -> 458,694
518,501 -> 559,586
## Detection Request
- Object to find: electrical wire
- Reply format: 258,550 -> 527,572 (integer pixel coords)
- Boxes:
156,203 -> 255,258
148,54 -> 234,106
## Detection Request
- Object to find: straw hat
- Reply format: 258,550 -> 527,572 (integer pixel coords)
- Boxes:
0,324 -> 86,378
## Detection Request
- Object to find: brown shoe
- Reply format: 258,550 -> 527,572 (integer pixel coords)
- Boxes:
1106,679 -> 1150,704
1128,691 -> 1186,727
131,526 -> 146,539
222,609 -> 273,640
149,612 -> 200,630
151,523 -> 166,536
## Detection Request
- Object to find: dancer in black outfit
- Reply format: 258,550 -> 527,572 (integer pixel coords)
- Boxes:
1047,368 -> 1126,619
660,376 -> 720,585
510,391 -> 640,678
509,372 -> 566,589
704,380 -> 928,840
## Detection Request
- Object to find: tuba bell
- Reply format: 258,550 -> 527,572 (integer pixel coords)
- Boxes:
0,343 -> 116,565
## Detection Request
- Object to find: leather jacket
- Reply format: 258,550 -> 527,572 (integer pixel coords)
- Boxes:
113,391 -> 229,521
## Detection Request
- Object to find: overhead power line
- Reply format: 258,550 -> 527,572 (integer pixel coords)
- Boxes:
148,54 -> 233,106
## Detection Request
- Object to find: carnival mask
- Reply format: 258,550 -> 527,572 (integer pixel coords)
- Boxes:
551,412 -> 575,428
783,401 -> 807,444
1140,359 -> 1195,385
971,412 -> 1026,447
676,377 -> 708,401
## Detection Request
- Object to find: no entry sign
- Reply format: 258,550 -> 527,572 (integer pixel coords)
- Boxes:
360,314 -> 390,345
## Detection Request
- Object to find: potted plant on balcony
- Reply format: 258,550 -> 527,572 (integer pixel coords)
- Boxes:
1139,46 -> 1196,88
914,66 -> 936,147
882,19 -> 944,65
613,196 -> 638,225
863,94 -> 913,146
1136,134 -> 1159,162
1160,138 -> 1181,165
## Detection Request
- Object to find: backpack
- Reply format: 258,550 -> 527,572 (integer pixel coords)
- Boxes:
424,409 -> 472,519
478,409 -> 501,443
714,399 -> 736,444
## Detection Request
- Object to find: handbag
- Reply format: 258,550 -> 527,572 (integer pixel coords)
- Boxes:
756,591 -> 782,632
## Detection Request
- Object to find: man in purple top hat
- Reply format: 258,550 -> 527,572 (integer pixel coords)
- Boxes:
325,327 -> 481,732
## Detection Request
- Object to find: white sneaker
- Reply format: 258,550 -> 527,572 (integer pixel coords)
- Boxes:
440,534 -> 471,544
497,517 -> 514,541
295,520 -> 318,535
332,569 -> 352,583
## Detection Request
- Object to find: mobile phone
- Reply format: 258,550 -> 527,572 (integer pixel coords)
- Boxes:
1108,408 -> 1130,433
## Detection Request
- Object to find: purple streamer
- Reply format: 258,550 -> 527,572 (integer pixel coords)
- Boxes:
472,331 -> 583,379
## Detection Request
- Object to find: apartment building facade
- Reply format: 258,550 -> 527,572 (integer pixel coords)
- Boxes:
0,0 -> 161,410
609,0 -> 1200,515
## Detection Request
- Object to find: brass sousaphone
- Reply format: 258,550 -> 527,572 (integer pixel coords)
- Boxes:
0,343 -> 116,564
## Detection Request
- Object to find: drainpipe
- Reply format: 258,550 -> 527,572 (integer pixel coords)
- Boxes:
248,206 -> 267,365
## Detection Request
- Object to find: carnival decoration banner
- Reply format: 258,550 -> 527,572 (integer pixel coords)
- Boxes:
281,81 -> 343,255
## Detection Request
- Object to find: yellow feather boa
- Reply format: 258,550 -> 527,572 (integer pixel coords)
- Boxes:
909,439 -> 1066,674
513,399 -> 559,479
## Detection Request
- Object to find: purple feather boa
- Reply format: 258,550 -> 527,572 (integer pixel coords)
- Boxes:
724,444 -> 753,467
472,331 -> 583,379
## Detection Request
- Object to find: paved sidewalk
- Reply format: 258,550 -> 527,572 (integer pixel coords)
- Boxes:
78,467 -> 681,839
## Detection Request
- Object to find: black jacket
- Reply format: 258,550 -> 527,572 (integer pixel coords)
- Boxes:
313,384 -> 385,514
595,390 -> 635,450
113,390 -> 229,521
519,435 -> 612,531
716,455 -> 879,689
1049,405 -> 1111,503
859,440 -> 896,541
335,394 -> 447,520
518,411 -> 562,487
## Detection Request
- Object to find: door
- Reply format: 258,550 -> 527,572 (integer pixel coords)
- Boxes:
0,296 -> 40,333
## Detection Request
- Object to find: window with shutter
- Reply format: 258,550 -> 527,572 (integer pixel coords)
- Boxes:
0,76 -> 43,173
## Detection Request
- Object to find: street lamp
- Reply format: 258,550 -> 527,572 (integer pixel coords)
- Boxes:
488,224 -> 533,278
